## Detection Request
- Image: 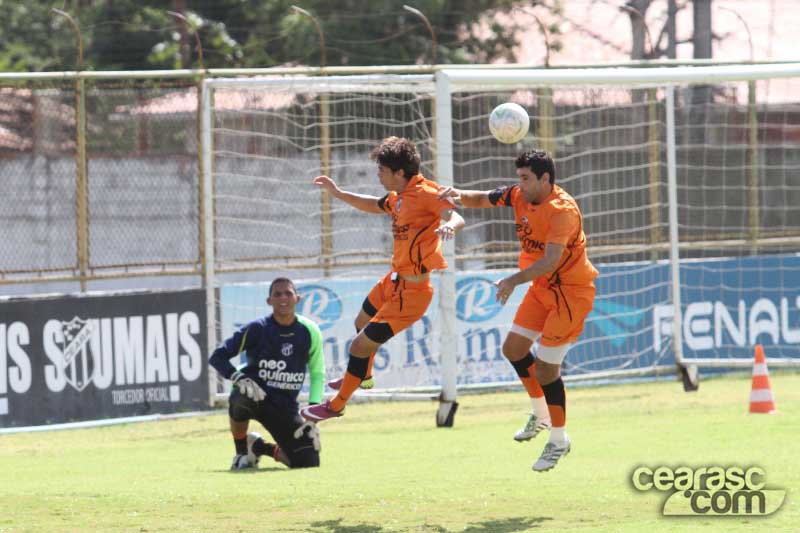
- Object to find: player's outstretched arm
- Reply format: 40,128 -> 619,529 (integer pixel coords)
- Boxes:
313,175 -> 384,214
435,209 -> 465,241
437,186 -> 494,208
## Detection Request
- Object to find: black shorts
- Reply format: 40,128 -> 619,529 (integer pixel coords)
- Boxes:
228,389 -> 320,468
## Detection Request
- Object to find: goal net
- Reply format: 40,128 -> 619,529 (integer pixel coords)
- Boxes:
203,64 -> 800,401
202,75 -> 446,399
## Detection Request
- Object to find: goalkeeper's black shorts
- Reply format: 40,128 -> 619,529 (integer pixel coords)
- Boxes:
229,389 -> 320,468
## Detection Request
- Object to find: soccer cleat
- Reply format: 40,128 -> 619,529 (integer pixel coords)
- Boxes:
513,413 -> 551,442
230,453 -> 256,471
300,400 -> 344,422
532,438 -> 571,472
246,432 -> 262,467
327,375 -> 375,391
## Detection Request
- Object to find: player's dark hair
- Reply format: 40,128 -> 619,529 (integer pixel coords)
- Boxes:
370,136 -> 421,179
515,150 -> 555,184
269,277 -> 296,296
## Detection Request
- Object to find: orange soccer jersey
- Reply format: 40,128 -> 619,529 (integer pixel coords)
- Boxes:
490,184 -> 598,286
377,174 -> 456,277
491,184 -> 599,346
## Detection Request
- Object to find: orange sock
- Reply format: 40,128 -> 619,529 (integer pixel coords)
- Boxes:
329,373 -> 361,411
548,405 -> 566,427
366,352 -> 376,378
520,362 -> 544,399
329,355 -> 370,412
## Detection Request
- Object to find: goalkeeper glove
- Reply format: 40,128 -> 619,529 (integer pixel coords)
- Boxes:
294,421 -> 321,451
230,370 -> 266,402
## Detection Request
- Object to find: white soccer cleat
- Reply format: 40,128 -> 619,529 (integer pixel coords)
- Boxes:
246,432 -> 262,468
532,438 -> 571,472
513,413 -> 551,442
230,453 -> 256,471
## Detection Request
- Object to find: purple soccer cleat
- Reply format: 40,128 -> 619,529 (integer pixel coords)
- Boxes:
327,375 -> 375,391
300,400 -> 345,422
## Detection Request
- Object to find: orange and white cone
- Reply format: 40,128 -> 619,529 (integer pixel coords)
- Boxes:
749,344 -> 777,414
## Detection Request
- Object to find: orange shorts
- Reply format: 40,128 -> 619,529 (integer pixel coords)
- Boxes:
365,272 -> 434,337
512,279 -> 596,347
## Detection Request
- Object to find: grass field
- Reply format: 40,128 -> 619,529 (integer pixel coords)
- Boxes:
1,372 -> 797,532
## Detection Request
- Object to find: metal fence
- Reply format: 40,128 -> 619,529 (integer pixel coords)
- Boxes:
3,62 -> 800,291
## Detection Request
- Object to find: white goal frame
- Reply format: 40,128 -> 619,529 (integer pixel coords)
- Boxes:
201,63 -> 800,406
437,63 -> 800,370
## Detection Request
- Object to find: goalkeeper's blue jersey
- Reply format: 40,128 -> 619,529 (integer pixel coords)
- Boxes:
209,314 -> 325,409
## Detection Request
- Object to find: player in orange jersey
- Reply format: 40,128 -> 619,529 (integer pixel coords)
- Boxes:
439,149 -> 598,472
301,136 -> 465,422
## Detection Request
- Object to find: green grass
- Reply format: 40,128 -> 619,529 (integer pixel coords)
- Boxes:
1,372 -> 798,532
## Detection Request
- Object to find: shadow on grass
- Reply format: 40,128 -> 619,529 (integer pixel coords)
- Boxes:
307,518 -> 386,532
210,465 -> 288,474
302,516 -> 552,532
463,516 -> 553,532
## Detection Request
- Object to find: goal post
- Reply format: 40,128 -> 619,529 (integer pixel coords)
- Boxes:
436,62 -> 800,373
201,63 -> 800,409
200,73 -> 457,406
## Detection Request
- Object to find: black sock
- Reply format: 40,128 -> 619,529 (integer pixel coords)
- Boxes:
263,442 -> 276,458
346,354 -> 370,379
541,377 -> 566,420
234,437 -> 247,455
252,437 -> 270,457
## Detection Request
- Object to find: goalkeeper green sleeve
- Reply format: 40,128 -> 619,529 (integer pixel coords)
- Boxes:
298,315 -> 325,404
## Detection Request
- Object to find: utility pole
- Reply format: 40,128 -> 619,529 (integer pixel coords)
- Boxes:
667,0 -> 677,58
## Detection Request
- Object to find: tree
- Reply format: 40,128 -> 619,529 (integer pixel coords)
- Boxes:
692,0 -> 712,60
616,0 -> 715,61
0,0 -> 528,72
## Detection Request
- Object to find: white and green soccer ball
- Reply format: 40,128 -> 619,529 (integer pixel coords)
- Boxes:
489,102 -> 530,144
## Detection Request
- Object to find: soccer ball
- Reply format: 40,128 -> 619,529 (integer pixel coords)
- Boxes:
489,102 -> 530,144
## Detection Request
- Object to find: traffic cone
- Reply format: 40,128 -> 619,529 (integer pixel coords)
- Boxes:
749,345 -> 777,414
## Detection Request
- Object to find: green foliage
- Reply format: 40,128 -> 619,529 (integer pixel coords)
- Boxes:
1,373 -> 798,531
0,0 -> 526,71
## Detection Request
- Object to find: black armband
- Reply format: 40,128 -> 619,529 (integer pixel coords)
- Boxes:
377,194 -> 389,212
488,185 -> 514,206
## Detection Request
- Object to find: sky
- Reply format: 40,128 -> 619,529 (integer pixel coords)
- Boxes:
506,0 -> 795,65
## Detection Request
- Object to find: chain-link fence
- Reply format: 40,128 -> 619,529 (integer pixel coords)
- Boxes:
1,75 -> 201,287
3,64 -> 800,291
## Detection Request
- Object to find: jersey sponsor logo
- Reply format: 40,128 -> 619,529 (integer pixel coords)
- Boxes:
514,223 -> 544,252
456,277 -> 503,322
391,215 -> 410,240
396,198 -> 403,212
281,342 -> 293,357
521,215 -> 529,225
257,359 -> 304,390
296,285 -> 342,330
519,236 -> 545,253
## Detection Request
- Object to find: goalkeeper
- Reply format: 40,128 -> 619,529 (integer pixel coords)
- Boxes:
209,277 -> 325,470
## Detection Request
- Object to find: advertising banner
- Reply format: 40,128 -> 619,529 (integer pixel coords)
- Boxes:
219,255 -> 800,389
0,289 -> 208,428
